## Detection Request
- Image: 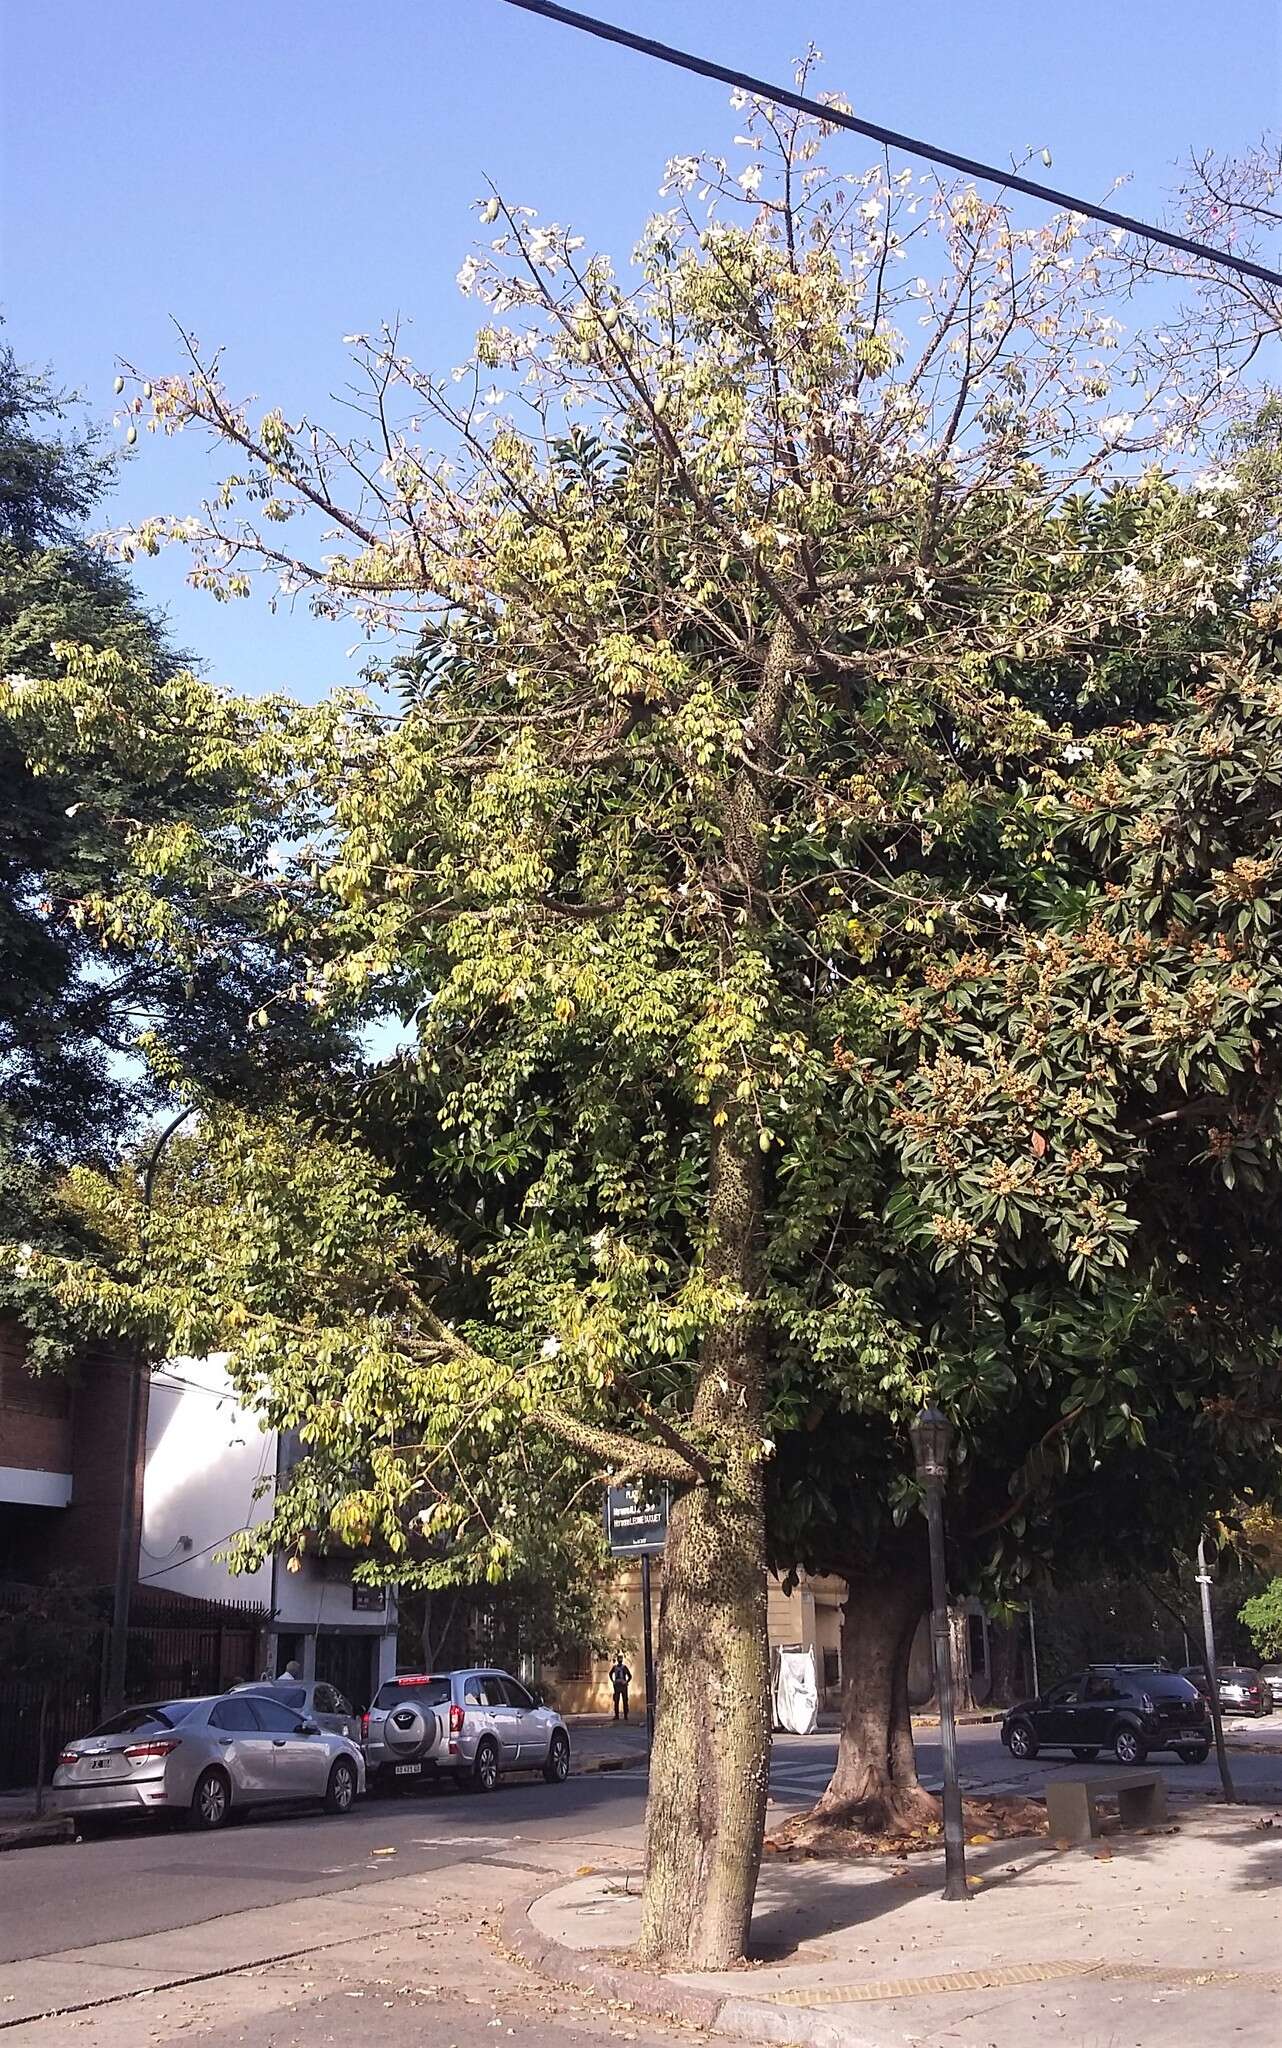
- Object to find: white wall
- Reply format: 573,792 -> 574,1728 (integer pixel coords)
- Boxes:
141,1355 -> 273,1605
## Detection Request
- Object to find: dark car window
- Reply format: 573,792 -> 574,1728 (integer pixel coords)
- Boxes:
92,1702 -> 202,1736
312,1685 -> 336,1715
1082,1674 -> 1117,1701
375,1679 -> 451,1710
1219,1668 -> 1256,1682
210,1698 -> 263,1732
1044,1680 -> 1080,1706
501,1678 -> 535,1711
333,1691 -> 353,1716
255,1696 -> 307,1733
1145,1675 -> 1199,1700
463,1675 -> 506,1708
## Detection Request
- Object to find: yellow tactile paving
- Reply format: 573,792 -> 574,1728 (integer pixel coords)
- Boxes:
749,1960 -> 1282,2006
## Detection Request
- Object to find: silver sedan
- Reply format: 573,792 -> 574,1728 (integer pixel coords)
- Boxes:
51,1693 -> 365,1831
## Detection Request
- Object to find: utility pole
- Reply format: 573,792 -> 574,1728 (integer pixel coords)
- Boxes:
105,1105 -> 194,1715
1027,1599 -> 1041,1699
104,1353 -> 146,1716
1197,1535 -> 1235,1803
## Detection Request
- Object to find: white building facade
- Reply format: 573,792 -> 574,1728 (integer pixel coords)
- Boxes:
141,1356 -> 398,1706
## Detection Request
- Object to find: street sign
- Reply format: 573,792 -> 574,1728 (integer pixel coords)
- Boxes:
605,1482 -> 670,1555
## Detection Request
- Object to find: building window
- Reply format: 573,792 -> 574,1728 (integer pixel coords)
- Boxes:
967,1611 -> 988,1677
822,1648 -> 840,1691
559,1643 -> 591,1682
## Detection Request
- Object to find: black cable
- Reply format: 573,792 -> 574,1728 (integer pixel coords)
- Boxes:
498,0 -> 1282,291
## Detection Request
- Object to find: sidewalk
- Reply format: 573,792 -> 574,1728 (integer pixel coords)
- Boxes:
515,1801 -> 1282,2047
563,1714 -> 650,1771
0,1792 -> 71,1853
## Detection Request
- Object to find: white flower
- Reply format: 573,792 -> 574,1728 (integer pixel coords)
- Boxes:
738,164 -> 763,195
540,1335 -> 562,1359
483,387 -> 504,406
1098,411 -> 1134,441
455,256 -> 480,294
978,891 -> 1010,919
588,1227 -> 609,1253
1061,743 -> 1090,764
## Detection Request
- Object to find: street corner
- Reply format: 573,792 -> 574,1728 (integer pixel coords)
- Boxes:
504,1877 -> 729,2031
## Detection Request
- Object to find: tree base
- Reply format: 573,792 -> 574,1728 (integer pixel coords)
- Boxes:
766,1791 -> 1045,1860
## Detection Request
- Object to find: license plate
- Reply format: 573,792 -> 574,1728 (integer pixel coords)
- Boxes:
1178,1731 -> 1203,1742
92,1758 -> 112,1770
394,1762 -> 422,1776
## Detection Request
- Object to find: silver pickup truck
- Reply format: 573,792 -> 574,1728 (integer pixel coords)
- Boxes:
362,1667 -> 571,1793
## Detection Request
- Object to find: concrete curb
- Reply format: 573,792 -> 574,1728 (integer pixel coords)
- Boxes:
499,1889 -> 885,2047
573,1751 -> 646,1776
0,1817 -> 72,1854
499,1890 -> 726,2031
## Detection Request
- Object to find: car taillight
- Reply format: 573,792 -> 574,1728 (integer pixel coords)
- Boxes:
449,1703 -> 465,1735
57,1750 -> 78,1768
122,1739 -> 180,1761
360,1712 -> 370,1741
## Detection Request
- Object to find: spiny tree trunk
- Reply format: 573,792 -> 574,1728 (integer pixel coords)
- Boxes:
813,1555 -> 937,1833
889,1605 -> 931,1811
986,1617 -> 1028,1707
638,620 -> 798,1969
637,1121 -> 771,1967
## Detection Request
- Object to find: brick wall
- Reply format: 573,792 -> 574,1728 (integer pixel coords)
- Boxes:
43,1348 -> 149,1591
0,1320 -> 150,1594
0,1322 -> 73,1475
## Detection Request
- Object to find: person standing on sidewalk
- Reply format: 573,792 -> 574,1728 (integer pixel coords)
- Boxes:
609,1654 -> 632,1722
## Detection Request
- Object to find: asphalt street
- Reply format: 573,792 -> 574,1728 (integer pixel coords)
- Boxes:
2,1725 -> 1279,1967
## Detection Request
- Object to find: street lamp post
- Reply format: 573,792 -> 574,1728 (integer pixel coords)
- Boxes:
910,1403 -> 968,1903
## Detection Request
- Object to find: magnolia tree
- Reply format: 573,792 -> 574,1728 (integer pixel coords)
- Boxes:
23,89 -> 1282,1964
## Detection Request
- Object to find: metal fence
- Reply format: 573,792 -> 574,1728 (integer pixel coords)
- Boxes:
0,1587 -> 267,1791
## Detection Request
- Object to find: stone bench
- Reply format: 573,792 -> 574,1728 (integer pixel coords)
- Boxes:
1044,1768 -> 1167,1845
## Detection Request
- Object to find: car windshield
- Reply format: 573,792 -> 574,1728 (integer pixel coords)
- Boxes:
1145,1675 -> 1199,1698
90,1702 -> 203,1737
376,1678 -> 450,1709
1219,1669 -> 1256,1682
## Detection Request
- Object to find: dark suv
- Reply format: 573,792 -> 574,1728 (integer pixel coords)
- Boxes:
1001,1664 -> 1210,1766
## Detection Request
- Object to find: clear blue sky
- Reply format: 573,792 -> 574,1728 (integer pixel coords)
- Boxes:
4,0 -> 1278,698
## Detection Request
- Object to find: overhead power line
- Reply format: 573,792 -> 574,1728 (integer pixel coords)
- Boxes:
497,0 -> 1282,291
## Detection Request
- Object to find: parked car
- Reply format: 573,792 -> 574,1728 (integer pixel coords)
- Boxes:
50,1694 -> 365,1831
1181,1665 -> 1272,1717
230,1678 -> 360,1740
1261,1665 -> 1282,1709
1001,1664 -> 1211,1766
362,1668 -> 571,1792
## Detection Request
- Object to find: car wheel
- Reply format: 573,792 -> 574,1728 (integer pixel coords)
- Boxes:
188,1767 -> 232,1831
1177,1744 -> 1210,1765
1113,1726 -> 1146,1766
1007,1720 -> 1039,1760
1071,1746 -> 1100,1762
543,1731 -> 570,1785
325,1758 -> 358,1814
470,1738 -> 500,1793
